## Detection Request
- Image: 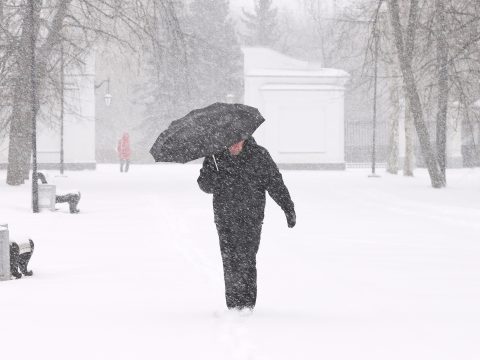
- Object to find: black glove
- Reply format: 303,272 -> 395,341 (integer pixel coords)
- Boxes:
285,210 -> 296,228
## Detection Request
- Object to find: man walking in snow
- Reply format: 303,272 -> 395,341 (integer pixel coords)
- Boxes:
197,137 -> 295,311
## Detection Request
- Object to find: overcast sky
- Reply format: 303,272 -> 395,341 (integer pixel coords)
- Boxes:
230,0 -> 306,14
230,0 -> 342,17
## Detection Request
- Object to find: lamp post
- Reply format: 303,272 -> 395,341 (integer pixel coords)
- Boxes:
60,42 -> 65,174
29,0 -> 39,213
368,2 -> 386,178
369,24 -> 380,178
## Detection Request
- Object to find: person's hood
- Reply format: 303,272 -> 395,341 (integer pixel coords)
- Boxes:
216,136 -> 258,159
234,136 -> 257,159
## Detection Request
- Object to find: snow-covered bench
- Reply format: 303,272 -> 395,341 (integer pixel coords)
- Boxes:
37,173 -> 81,213
0,224 -> 35,280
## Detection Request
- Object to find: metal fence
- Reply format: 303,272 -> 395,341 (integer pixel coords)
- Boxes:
345,119 -> 389,167
345,118 -> 480,168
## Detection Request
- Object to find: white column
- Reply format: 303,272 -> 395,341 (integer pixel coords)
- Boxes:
0,225 -> 10,281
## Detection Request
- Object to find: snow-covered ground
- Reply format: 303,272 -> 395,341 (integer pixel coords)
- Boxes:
1,165 -> 480,360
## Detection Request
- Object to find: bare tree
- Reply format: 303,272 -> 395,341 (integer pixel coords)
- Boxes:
435,0 -> 449,183
386,73 -> 400,174
299,0 -> 480,186
0,0 -> 180,185
403,95 -> 415,175
241,0 -> 279,47
387,0 -> 445,187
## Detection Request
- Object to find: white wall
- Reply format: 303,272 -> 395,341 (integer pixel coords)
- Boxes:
0,51 -> 96,169
243,47 -> 349,168
62,51 -> 96,166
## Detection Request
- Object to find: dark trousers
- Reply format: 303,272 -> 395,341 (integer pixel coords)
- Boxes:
120,159 -> 130,172
216,222 -> 262,310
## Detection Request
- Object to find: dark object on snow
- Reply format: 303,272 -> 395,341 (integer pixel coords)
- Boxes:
197,137 -> 295,310
10,239 -> 34,279
56,193 -> 81,214
37,172 -> 48,184
9,242 -> 21,279
37,172 -> 81,213
150,103 -> 265,163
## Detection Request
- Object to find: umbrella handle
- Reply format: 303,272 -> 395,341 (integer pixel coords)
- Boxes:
212,155 -> 219,172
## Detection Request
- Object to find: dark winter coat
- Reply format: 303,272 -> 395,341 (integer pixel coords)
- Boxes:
197,138 -> 294,229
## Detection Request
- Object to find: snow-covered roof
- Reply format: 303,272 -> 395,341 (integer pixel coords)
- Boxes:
243,47 -> 323,69
242,47 -> 349,80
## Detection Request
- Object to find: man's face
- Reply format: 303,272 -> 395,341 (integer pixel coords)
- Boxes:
229,140 -> 245,156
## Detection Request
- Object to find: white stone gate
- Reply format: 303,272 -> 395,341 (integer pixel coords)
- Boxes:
243,47 -> 349,169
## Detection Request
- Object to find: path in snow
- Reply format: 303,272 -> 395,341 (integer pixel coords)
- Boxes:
1,165 -> 480,360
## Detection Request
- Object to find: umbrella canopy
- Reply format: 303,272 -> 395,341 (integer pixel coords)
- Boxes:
150,102 -> 265,163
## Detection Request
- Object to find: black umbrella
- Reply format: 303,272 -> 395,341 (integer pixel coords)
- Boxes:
149,102 -> 265,165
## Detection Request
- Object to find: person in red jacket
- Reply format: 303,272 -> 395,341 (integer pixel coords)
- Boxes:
117,132 -> 131,172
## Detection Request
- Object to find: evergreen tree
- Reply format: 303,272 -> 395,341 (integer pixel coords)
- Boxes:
241,0 -> 278,47
140,0 -> 243,142
137,1 -> 195,142
187,0 -> 243,107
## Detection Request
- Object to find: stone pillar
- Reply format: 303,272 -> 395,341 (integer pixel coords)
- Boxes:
0,225 -> 9,281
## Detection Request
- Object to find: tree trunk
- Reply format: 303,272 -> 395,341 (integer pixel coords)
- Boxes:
6,15 -> 35,186
6,0 -> 70,185
435,0 -> 448,184
387,76 -> 400,174
6,111 -> 32,185
387,0 -> 444,188
404,95 -> 415,176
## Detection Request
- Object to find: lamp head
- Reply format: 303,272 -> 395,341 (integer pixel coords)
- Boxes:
104,93 -> 112,107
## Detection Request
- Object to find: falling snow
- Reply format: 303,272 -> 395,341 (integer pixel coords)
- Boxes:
2,1 -> 480,359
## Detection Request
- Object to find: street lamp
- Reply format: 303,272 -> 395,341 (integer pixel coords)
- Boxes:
104,92 -> 112,107
95,78 -> 112,106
